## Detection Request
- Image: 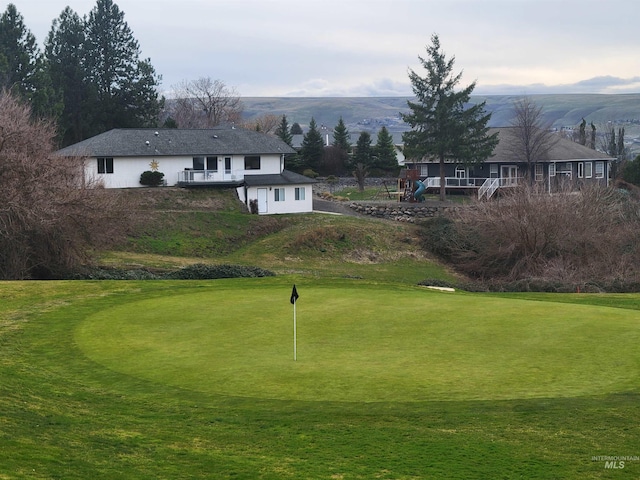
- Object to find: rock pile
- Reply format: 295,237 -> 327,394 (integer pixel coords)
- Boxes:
348,203 -> 449,222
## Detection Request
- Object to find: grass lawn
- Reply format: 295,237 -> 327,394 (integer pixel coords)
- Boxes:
2,278 -> 640,478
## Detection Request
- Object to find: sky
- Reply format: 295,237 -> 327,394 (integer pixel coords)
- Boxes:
15,0 -> 640,97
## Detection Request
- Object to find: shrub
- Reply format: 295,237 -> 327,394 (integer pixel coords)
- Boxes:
163,263 -> 275,280
140,170 -> 165,186
69,267 -> 162,280
422,184 -> 640,287
417,278 -> 457,289
69,264 -> 275,280
303,169 -> 319,178
0,91 -> 133,279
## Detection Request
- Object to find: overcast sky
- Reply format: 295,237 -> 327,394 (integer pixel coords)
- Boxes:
16,0 -> 640,97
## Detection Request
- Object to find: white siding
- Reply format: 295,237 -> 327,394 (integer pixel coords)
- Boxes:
241,184 -> 314,215
87,154 -> 284,188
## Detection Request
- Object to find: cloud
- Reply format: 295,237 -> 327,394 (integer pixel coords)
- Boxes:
282,78 -> 412,97
475,77 -> 640,96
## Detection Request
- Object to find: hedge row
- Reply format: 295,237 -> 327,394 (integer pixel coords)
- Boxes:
70,263 -> 275,280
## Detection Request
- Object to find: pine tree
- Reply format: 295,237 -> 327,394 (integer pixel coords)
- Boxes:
300,118 -> 324,172
0,4 -> 40,98
578,118 -> 587,145
374,126 -> 397,172
291,122 -> 303,135
275,114 -> 293,146
402,34 -> 497,201
332,116 -> 351,153
83,0 -> 162,135
353,131 -> 373,165
352,132 -> 372,191
44,7 -> 88,144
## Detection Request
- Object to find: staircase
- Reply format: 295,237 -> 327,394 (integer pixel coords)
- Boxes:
478,178 -> 500,200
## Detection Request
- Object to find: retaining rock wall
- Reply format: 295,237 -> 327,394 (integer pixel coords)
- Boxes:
347,202 -> 450,222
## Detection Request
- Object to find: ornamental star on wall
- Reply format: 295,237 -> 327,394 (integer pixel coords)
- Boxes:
150,160 -> 159,171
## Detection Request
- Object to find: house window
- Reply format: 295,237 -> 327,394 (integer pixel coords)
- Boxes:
295,187 -> 305,201
97,157 -> 114,174
274,188 -> 285,202
489,164 -> 498,178
244,156 -> 261,170
419,164 -> 429,176
455,166 -> 466,178
595,161 -> 604,178
535,164 -> 544,182
585,162 -> 593,178
193,156 -> 205,170
206,156 -> 218,171
578,162 -> 584,178
549,163 -> 556,177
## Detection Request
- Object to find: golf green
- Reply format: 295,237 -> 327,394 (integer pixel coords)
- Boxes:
75,284 -> 640,402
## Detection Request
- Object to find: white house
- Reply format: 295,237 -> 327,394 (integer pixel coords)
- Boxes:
57,127 -> 315,215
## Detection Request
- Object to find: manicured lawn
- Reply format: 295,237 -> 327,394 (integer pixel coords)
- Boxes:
77,282 -> 640,402
2,278 -> 640,479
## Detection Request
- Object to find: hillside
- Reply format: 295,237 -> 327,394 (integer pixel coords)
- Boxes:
102,187 -> 454,285
242,94 -> 640,154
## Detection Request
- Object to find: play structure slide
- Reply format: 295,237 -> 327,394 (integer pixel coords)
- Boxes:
414,180 -> 426,201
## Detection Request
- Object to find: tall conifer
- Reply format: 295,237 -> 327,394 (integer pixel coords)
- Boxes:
402,34 -> 497,200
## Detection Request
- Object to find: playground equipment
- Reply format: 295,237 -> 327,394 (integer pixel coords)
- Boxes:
414,180 -> 426,201
397,169 -> 420,202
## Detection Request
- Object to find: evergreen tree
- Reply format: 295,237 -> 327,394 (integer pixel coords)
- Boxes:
622,154 -> 640,186
618,127 -> 626,160
291,122 -> 303,135
83,0 -> 162,135
352,131 -> 372,191
44,7 -> 88,144
0,4 -> 40,98
275,114 -> 293,146
402,34 -> 498,201
607,127 -> 617,158
578,118 -> 587,145
332,116 -> 351,153
353,131 -> 373,166
374,126 -> 397,172
300,118 -> 324,172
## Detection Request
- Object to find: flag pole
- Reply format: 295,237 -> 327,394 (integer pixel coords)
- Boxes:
290,284 -> 299,362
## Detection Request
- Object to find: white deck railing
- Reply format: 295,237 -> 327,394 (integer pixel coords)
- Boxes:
177,169 -> 244,184
423,176 -> 521,200
425,177 -> 490,188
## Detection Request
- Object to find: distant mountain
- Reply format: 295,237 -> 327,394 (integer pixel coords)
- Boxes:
242,94 -> 640,130
242,94 -> 640,155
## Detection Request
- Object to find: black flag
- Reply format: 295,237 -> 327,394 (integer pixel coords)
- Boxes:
290,284 -> 299,304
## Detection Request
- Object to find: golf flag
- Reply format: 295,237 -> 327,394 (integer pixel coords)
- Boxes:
291,284 -> 299,361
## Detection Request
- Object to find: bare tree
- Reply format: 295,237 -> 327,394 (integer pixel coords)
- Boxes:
169,77 -> 243,128
507,97 -> 558,185
241,113 -> 280,134
426,183 -> 640,288
0,89 -> 131,279
598,122 -> 628,179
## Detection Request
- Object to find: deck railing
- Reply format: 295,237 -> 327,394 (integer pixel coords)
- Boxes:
177,169 -> 244,184
424,176 -> 521,200
425,177 -> 489,188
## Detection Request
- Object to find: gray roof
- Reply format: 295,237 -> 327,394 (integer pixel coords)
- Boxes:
489,127 -> 612,163
243,170 -> 317,187
56,127 -> 297,157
